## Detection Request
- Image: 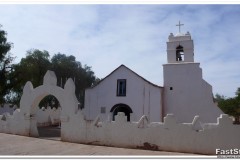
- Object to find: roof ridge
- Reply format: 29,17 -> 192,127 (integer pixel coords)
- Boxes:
88,64 -> 162,89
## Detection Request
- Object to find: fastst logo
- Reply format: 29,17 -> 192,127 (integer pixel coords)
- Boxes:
216,149 -> 240,155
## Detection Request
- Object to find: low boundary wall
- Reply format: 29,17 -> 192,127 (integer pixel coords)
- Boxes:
0,70 -> 239,155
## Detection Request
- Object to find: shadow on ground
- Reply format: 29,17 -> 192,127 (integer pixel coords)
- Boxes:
37,125 -> 61,141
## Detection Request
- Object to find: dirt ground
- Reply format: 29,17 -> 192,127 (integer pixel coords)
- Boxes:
0,128 -> 199,156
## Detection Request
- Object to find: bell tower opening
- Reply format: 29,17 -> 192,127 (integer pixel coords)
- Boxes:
176,45 -> 184,61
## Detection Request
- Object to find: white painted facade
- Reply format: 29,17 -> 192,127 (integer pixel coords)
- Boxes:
84,31 -> 223,123
83,65 -> 163,122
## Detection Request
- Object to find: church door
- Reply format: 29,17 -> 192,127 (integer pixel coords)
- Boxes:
110,104 -> 133,122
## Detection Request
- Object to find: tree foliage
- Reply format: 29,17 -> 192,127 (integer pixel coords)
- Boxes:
0,25 -> 15,104
7,50 -> 97,108
0,25 -> 97,109
215,88 -> 240,124
51,53 -> 97,107
8,49 -> 51,104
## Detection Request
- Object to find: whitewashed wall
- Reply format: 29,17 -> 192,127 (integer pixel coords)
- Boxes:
61,112 -> 240,155
163,63 -> 223,123
0,71 -> 78,137
84,65 -> 163,122
0,104 -> 17,115
3,108 -> 230,155
36,107 -> 60,126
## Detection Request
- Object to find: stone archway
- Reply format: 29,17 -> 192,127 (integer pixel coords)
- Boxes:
36,94 -> 61,139
19,70 -> 79,138
110,103 -> 133,122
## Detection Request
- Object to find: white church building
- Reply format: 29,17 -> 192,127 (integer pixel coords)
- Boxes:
83,29 -> 223,123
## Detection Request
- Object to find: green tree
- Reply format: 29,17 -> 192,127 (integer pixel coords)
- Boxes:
0,26 -> 98,108
39,95 -> 59,109
9,49 -> 51,104
8,51 -> 98,109
51,53 -> 97,108
216,88 -> 240,124
235,88 -> 240,101
214,93 -> 226,102
0,25 -> 15,104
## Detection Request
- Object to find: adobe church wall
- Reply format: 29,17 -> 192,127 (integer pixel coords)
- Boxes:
163,63 -> 223,123
83,66 -> 162,122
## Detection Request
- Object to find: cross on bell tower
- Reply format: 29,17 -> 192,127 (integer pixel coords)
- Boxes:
176,21 -> 184,33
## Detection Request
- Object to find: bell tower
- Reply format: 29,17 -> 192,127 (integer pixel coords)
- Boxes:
163,22 -> 223,123
167,24 -> 194,63
167,32 -> 194,63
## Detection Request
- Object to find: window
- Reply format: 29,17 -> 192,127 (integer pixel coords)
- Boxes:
100,107 -> 106,114
117,79 -> 126,96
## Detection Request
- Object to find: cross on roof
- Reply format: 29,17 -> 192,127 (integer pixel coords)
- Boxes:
176,21 -> 184,33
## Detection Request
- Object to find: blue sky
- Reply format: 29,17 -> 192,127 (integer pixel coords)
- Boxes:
0,4 -> 239,97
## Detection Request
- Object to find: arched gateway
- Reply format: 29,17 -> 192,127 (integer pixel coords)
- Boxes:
19,71 -> 79,137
